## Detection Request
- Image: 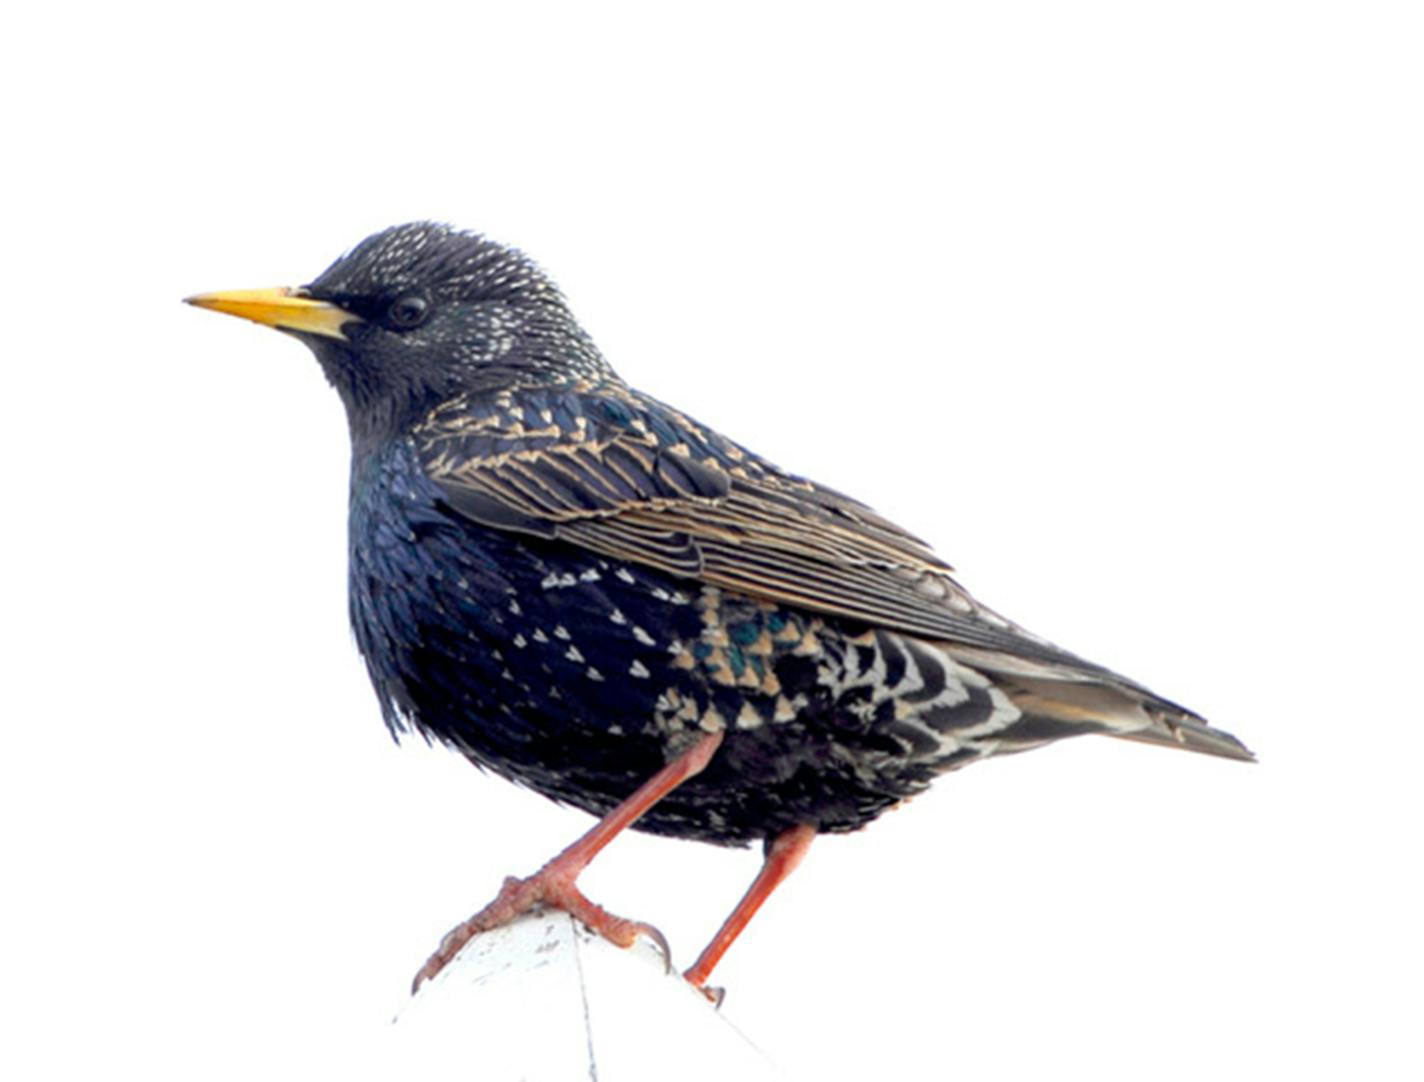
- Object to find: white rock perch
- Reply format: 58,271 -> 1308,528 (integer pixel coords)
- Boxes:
389,909 -> 784,1081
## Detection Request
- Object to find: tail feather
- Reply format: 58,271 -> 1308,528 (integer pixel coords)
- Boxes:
945,645 -> 1255,764
1014,676 -> 1254,763
1108,711 -> 1256,762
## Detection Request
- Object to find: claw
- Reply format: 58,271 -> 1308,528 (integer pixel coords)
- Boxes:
635,922 -> 673,974
695,983 -> 727,1009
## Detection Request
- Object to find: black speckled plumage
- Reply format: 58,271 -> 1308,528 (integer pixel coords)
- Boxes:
197,222 -> 1253,851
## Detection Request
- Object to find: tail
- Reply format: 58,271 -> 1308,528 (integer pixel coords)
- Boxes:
1004,674 -> 1255,762
945,646 -> 1256,763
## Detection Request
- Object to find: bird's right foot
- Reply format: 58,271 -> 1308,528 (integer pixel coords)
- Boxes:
411,863 -> 669,991
410,731 -> 723,993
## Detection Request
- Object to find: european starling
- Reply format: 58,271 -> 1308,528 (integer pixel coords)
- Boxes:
187,222 -> 1252,993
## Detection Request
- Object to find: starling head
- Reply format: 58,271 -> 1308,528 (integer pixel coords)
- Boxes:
187,222 -> 613,444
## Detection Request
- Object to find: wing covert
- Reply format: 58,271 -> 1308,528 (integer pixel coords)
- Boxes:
416,385 -> 1112,677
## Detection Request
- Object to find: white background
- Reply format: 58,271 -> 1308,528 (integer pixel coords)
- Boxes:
3,3 -> 1420,1080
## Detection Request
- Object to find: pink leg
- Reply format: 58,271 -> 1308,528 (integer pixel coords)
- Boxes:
684,822 -> 816,990
412,730 -> 725,991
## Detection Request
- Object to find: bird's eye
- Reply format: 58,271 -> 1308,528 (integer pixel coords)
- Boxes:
386,293 -> 431,329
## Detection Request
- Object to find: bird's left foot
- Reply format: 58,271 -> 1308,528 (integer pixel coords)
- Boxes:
411,862 -> 670,991
681,822 -> 817,994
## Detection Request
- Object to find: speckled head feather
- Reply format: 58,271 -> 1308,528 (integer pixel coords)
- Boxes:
301,222 -> 615,445
310,221 -> 558,305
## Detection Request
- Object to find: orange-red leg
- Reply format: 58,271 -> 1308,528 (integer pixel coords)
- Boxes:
412,730 -> 725,991
684,822 -> 816,990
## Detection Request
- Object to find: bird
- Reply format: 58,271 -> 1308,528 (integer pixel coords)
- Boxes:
186,222 -> 1253,995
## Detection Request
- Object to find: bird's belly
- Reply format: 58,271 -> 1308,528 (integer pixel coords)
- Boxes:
348,461 -> 1023,844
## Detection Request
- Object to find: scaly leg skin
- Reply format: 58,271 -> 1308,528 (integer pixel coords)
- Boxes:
411,729 -> 725,992
684,822 -> 817,998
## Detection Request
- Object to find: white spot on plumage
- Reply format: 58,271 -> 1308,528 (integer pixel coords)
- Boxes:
629,659 -> 650,678
632,626 -> 657,647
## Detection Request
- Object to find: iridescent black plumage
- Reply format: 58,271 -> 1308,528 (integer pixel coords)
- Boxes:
210,222 -> 1253,850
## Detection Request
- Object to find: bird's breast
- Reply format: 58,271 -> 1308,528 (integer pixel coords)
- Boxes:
346,440 -> 716,779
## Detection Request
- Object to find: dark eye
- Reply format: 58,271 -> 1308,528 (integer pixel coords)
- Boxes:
386,293 -> 430,329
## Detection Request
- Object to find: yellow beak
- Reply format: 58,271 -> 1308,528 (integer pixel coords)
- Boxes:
183,287 -> 358,341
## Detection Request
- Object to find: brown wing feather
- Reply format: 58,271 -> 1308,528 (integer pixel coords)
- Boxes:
418,389 -> 1110,677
